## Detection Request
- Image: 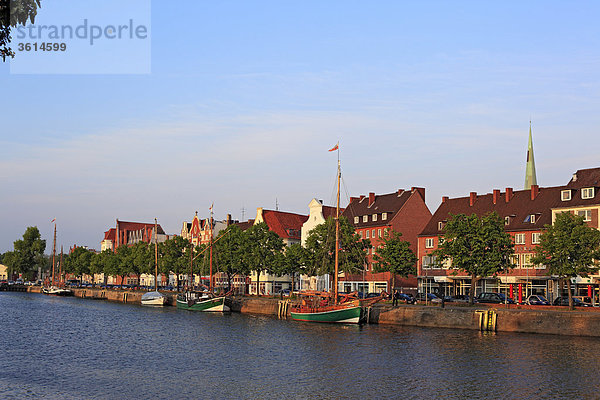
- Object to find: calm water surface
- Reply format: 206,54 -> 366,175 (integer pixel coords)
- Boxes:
2,292 -> 600,399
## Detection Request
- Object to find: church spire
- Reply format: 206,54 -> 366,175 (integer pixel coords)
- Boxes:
524,121 -> 538,189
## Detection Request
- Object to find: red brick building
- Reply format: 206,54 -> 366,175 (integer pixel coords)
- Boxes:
340,187 -> 432,294
418,167 -> 600,302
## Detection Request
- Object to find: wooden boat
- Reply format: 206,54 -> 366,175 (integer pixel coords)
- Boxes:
141,218 -> 167,306
176,207 -> 230,312
42,221 -> 72,296
290,144 -> 363,324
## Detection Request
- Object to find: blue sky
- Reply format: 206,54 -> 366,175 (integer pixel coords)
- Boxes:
1,1 -> 599,253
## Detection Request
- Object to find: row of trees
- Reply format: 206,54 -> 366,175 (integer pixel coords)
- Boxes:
1,218 -> 419,292
432,211 -> 600,307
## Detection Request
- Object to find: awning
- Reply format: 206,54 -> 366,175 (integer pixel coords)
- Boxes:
434,276 -> 453,283
498,276 -> 518,284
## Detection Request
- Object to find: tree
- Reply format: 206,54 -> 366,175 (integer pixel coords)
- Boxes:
372,231 -> 417,293
159,236 -> 189,291
246,222 -> 284,295
304,216 -> 368,278
7,226 -> 47,280
64,247 -> 93,283
532,212 -> 600,309
433,212 -> 514,305
213,225 -> 250,292
1,0 -> 41,61
281,243 -> 307,293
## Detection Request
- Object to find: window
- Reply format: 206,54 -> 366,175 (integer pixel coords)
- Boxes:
384,228 -> 390,237
532,232 -> 541,244
363,215 -> 368,222
515,233 -> 525,244
510,254 -> 519,267
577,209 -> 592,222
582,188 -> 595,199
561,190 -> 571,201
359,231 -> 363,239
372,214 -> 377,222
524,214 -> 536,224
425,238 -> 435,248
422,255 -> 436,269
378,229 -> 382,238
521,253 -> 533,269
365,230 -> 370,239
505,216 -> 511,225
382,213 -> 387,220
438,221 -> 445,230
354,216 -> 359,224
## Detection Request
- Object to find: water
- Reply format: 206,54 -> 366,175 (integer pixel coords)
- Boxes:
1,292 -> 600,400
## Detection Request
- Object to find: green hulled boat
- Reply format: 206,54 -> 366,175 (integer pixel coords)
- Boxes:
176,292 -> 230,312
290,301 -> 362,323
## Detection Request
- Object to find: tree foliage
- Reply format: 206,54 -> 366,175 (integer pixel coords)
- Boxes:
433,212 -> 514,304
64,246 -> 93,281
532,212 -> 600,308
5,226 -> 46,280
373,231 -> 417,290
304,216 -> 368,277
245,222 -> 284,294
1,0 -> 41,61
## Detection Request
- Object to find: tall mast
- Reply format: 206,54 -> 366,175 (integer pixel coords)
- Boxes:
52,222 -> 56,287
154,218 -> 158,291
59,246 -> 63,286
209,205 -> 214,292
334,152 -> 340,304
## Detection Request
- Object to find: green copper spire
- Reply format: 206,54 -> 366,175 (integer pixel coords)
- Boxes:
524,121 -> 537,189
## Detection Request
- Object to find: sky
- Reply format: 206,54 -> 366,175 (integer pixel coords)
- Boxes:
1,0 -> 599,253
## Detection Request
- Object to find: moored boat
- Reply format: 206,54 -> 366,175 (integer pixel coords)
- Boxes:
141,290 -> 167,306
42,286 -> 74,296
176,291 -> 229,312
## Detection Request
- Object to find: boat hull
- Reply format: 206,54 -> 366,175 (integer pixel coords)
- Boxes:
290,305 -> 362,324
42,287 -> 74,296
141,291 -> 167,306
176,296 -> 230,312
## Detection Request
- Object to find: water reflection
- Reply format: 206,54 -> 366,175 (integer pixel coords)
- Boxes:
2,292 -> 600,399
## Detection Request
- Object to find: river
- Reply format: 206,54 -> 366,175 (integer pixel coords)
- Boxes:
1,292 -> 600,399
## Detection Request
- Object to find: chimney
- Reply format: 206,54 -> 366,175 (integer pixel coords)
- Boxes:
531,184 -> 539,200
350,196 -> 359,203
359,195 -> 365,202
368,192 -> 375,207
493,189 -> 500,205
411,187 -> 425,201
227,214 -> 232,226
505,188 -> 513,203
397,189 -> 404,196
573,173 -> 578,182
442,196 -> 449,203
469,192 -> 477,207
318,199 -> 323,204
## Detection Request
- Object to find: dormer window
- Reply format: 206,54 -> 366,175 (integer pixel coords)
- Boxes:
354,216 -> 359,224
438,221 -> 445,230
582,188 -> 595,199
504,216 -> 511,225
524,214 -> 537,224
363,215 -> 368,223
561,190 -> 571,201
372,214 -> 377,222
382,213 -> 387,220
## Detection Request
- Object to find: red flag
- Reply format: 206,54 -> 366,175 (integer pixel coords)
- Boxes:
328,144 -> 339,152
50,218 -> 56,223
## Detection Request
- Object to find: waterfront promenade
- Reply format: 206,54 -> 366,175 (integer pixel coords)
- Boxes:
25,285 -> 600,337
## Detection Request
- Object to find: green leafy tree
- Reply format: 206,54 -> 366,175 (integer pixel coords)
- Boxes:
115,245 -> 133,285
373,231 -> 417,292
1,0 -> 41,61
159,236 -> 189,291
304,216 -> 368,279
64,247 -> 93,283
246,222 -> 284,295
433,212 -> 514,304
7,226 -> 47,280
129,241 -> 153,287
532,212 -> 600,309
213,225 -> 250,292
93,249 -> 119,286
281,242 -> 307,293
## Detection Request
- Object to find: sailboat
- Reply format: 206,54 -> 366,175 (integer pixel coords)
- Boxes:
290,144 -> 363,323
176,209 -> 230,312
42,221 -> 73,296
141,218 -> 167,306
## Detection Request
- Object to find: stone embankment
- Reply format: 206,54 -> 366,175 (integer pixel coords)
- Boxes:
25,286 -> 600,337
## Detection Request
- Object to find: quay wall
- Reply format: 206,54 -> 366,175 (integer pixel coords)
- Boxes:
373,304 -> 600,337
24,287 -> 600,337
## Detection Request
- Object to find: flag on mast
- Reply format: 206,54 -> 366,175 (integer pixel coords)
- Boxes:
50,218 -> 56,223
328,143 -> 339,152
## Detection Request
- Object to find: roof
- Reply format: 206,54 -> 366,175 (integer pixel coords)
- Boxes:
116,220 -> 166,234
234,219 -> 255,231
262,210 -> 308,239
566,167 -> 600,189
103,228 -> 116,241
342,189 -> 414,228
420,177 -> 600,237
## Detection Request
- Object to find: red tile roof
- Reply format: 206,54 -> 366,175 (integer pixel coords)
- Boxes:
262,210 -> 308,240
566,167 -> 600,189
234,220 -> 255,231
342,190 -> 412,228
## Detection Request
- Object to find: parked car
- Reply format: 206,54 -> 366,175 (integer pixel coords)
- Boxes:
416,293 -> 442,303
365,292 -> 382,299
397,293 -> 416,304
476,292 -> 515,304
526,295 -> 551,305
553,297 -> 592,307
278,289 -> 291,297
